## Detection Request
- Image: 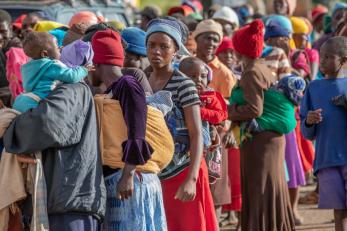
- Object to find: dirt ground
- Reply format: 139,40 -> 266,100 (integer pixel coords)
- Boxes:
221,185 -> 335,231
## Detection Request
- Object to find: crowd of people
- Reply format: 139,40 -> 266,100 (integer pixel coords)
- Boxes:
0,0 -> 347,230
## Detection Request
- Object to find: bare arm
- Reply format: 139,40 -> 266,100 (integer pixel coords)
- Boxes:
175,104 -> 203,202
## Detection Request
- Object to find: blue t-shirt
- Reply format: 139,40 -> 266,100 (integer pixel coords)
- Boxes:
300,77 -> 347,173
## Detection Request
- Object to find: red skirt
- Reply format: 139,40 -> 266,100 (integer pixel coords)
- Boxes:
161,160 -> 218,231
223,148 -> 242,212
295,122 -> 315,173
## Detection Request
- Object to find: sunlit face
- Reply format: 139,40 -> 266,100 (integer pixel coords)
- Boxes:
183,62 -> 208,93
46,36 -> 60,60
320,45 -> 343,77
292,33 -> 308,49
147,32 -> 177,69
196,32 -> 220,59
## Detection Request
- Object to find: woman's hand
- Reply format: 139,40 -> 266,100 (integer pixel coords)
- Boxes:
17,154 -> 36,164
223,130 -> 237,148
116,164 -> 136,200
306,109 -> 323,125
175,178 -> 197,202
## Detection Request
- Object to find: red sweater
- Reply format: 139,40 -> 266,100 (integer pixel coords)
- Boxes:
200,91 -> 228,125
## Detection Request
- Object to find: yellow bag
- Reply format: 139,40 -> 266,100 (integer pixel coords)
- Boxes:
94,94 -> 174,174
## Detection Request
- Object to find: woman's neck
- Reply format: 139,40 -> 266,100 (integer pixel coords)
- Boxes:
152,64 -> 174,80
242,56 -> 257,69
102,66 -> 124,88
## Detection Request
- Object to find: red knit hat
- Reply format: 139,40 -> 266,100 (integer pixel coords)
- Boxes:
216,37 -> 234,56
91,29 -> 124,66
232,19 -> 264,59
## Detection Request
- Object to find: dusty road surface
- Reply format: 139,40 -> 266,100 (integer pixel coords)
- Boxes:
221,185 -> 335,231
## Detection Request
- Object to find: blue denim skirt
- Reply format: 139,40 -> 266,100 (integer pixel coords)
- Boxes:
103,170 -> 167,231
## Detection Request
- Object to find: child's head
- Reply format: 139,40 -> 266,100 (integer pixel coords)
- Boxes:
179,57 -> 208,93
320,36 -> 347,78
22,31 -> 60,60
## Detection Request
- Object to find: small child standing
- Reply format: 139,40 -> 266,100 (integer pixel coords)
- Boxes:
300,36 -> 347,231
13,31 -> 89,113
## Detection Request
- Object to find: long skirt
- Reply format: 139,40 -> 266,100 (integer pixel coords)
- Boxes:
241,131 -> 295,231
223,148 -> 242,211
104,170 -> 167,231
295,123 -> 315,173
285,131 -> 306,189
161,160 -> 218,231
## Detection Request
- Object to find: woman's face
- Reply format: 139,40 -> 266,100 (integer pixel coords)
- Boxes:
214,19 -> 235,37
147,32 -> 177,69
292,33 -> 308,49
273,0 -> 288,16
196,32 -> 220,59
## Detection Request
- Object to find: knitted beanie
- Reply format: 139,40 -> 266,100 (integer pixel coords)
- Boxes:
212,6 -> 239,27
232,19 -> 264,58
264,20 -> 290,40
121,27 -> 147,57
91,29 -> 124,66
216,37 -> 234,56
192,19 -> 223,41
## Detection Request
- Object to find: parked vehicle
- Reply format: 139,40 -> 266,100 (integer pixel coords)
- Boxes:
0,0 -> 133,26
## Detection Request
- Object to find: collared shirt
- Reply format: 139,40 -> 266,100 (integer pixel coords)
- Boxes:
208,57 -> 237,99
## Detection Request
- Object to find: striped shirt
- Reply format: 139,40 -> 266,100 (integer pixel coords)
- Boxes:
263,46 -> 292,80
159,70 -> 200,179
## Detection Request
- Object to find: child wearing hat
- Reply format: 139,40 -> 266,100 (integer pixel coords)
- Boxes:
13,31 -> 90,113
300,36 -> 347,231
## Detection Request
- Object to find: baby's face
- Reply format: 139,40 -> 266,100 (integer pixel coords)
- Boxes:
185,63 -> 208,93
46,36 -> 61,60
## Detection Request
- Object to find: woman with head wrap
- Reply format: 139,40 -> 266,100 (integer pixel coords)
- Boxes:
145,18 -> 218,231
194,19 -> 237,99
290,16 -> 319,81
229,19 -> 295,231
